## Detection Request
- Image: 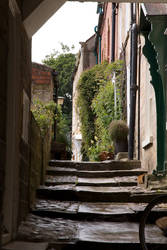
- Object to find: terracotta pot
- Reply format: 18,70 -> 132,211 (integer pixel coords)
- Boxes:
114,139 -> 128,154
99,151 -> 114,161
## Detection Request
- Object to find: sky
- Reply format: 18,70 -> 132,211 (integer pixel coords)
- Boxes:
32,2 -> 98,63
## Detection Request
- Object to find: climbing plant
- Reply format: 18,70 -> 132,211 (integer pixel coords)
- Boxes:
77,60 -> 124,161
32,99 -> 69,148
31,99 -> 56,136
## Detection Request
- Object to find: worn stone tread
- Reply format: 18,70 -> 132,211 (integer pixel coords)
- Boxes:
76,185 -> 145,193
45,175 -> 77,186
2,242 -> 48,250
46,167 -> 147,178
49,160 -> 141,171
17,215 -> 78,242
77,176 -> 138,187
32,200 -> 148,221
17,215 -> 167,246
77,169 -> 147,178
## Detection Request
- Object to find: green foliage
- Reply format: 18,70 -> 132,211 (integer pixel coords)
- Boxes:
32,99 -> 56,136
109,120 -> 129,141
42,44 -> 76,122
42,43 -> 76,152
77,62 -> 108,156
77,60 -> 124,161
55,104 -> 71,151
32,99 -> 70,151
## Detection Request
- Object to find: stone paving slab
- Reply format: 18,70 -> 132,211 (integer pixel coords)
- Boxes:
47,167 -> 77,176
17,215 -> 78,243
49,160 -> 141,171
76,185 -> 145,193
78,202 -> 145,215
37,185 -> 150,202
78,221 -> 167,244
34,200 -> 146,215
2,241 -> 48,250
34,199 -> 79,213
77,169 -> 147,178
16,215 -> 167,245
45,175 -> 77,186
77,176 -> 138,187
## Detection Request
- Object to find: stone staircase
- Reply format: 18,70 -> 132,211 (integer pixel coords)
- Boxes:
4,160 -> 167,250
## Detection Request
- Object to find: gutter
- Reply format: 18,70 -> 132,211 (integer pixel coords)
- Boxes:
94,4 -> 104,64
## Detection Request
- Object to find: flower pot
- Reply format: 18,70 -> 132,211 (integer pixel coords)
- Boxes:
114,139 -> 128,154
99,151 -> 114,161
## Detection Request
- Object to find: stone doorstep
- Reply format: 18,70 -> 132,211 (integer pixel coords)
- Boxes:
46,168 -> 147,178
2,241 -> 48,250
49,160 -> 141,171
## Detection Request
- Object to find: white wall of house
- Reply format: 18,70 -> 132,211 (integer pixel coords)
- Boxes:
72,51 -> 83,161
116,3 -> 157,172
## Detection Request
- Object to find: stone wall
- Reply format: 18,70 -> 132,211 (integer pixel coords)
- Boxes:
18,24 -> 32,225
0,1 -> 8,246
29,112 -> 51,208
1,1 -> 32,244
29,113 -> 42,208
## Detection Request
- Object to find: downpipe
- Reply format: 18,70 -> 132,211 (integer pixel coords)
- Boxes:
128,23 -> 138,160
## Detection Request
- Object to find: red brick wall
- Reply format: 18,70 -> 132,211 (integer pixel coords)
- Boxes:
32,63 -> 52,85
100,3 -> 112,63
32,63 -> 54,103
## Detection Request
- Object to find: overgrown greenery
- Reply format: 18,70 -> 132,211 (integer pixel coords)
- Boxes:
32,99 -> 56,136
42,43 -> 76,126
77,60 -> 124,161
32,100 -> 70,150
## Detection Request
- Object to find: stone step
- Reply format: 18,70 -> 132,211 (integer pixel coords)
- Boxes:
36,185 -> 156,203
46,167 -> 147,178
32,199 -> 146,222
45,175 -> 138,187
77,176 -> 138,187
17,214 -> 167,250
2,242 -> 48,250
37,185 -> 167,203
49,159 -> 141,171
45,175 -> 77,186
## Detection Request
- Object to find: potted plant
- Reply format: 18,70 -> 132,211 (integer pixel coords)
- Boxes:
109,120 -> 129,154
98,145 -> 114,161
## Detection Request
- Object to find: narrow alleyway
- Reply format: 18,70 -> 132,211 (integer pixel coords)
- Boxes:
3,160 -> 167,250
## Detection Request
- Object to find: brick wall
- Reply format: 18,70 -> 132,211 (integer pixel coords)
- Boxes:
100,3 -> 112,63
32,62 -> 54,104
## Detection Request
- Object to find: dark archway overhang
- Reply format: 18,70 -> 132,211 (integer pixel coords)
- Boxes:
140,3 -> 167,175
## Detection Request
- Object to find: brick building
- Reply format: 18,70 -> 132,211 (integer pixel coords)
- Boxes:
95,3 -> 167,175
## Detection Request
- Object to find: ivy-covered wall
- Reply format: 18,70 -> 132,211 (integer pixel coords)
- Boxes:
29,112 -> 51,208
77,60 -> 124,161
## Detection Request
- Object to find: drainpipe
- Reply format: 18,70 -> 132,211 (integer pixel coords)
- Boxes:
128,4 -> 138,160
111,3 -> 116,62
138,44 -> 141,160
99,36 -> 102,64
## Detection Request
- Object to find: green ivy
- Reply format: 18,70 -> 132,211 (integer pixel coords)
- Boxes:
32,99 -> 56,136
77,60 -> 124,161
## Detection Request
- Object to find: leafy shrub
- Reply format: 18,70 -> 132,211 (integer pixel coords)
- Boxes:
31,99 -> 56,136
109,120 -> 129,141
77,60 -> 124,161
